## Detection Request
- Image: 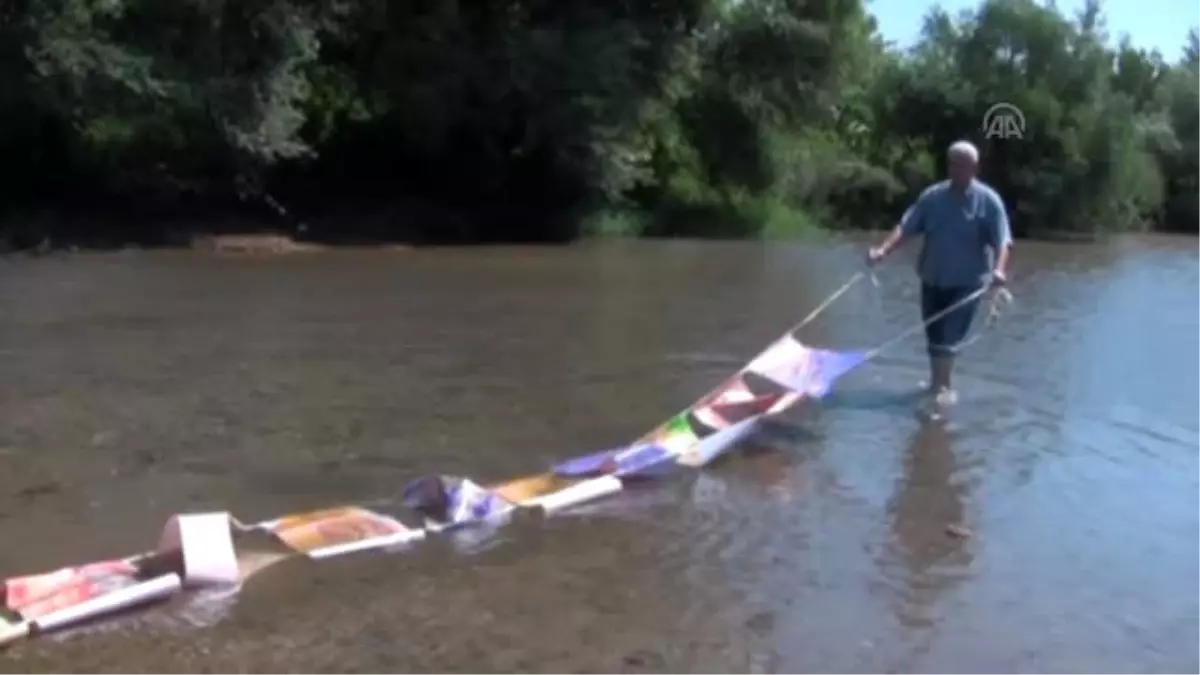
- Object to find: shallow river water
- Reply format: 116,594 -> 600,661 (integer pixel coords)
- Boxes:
0,236 -> 1196,673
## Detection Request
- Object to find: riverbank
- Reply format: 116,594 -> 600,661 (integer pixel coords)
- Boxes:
188,234 -> 412,255
3,203 -> 1180,256
3,0 -> 1195,262
0,200 -> 495,254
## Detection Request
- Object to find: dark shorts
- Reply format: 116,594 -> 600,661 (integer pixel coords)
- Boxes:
921,284 -> 982,356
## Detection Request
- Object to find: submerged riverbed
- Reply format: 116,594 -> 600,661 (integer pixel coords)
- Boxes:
0,236 -> 1196,673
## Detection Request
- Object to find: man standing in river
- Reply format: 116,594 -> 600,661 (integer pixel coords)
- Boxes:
866,140 -> 1012,406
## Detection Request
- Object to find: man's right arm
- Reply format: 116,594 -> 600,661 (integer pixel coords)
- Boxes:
871,197 -> 925,261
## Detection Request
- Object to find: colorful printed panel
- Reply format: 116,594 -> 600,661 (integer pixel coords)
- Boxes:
552,443 -> 674,478
487,472 -> 571,504
644,412 -> 701,454
445,478 -> 515,523
551,447 -> 625,477
3,559 -> 141,620
263,507 -> 410,554
691,374 -> 790,432
744,337 -> 868,399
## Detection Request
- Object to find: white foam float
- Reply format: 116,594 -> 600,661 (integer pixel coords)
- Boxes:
518,475 -> 624,515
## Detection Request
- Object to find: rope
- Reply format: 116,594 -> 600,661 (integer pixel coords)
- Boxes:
862,282 -> 1013,361
790,270 -> 869,333
931,286 -> 1014,353
864,286 -> 983,359
649,269 -> 1012,433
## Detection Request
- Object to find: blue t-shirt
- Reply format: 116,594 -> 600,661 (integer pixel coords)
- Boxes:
900,179 -> 1012,289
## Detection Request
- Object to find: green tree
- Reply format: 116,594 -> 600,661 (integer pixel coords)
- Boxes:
0,0 -> 1195,248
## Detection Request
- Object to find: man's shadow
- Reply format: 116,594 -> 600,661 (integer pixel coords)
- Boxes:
726,385 -> 925,449
818,386 -> 927,415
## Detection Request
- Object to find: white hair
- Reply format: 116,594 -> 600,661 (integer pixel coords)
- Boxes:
948,140 -> 979,163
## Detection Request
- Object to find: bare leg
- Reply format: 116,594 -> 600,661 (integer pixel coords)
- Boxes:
931,355 -> 958,406
923,355 -> 950,391
931,355 -> 953,391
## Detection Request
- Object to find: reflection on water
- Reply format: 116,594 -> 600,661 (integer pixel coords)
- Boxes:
883,424 -> 972,633
0,235 -> 1196,672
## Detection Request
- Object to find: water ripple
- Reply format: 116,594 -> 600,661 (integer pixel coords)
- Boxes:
1,238 -> 1195,672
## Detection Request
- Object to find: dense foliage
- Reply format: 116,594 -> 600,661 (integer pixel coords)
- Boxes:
0,0 -> 1195,247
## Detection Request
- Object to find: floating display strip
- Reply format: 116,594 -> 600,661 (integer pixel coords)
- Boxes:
1,319 -> 871,649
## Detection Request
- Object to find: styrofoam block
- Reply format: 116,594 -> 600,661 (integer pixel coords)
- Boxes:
521,475 -> 623,514
306,529 -> 427,560
0,620 -> 30,648
157,512 -> 240,587
34,574 -> 181,633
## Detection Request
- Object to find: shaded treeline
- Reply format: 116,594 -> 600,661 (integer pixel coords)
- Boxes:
0,0 -> 1195,248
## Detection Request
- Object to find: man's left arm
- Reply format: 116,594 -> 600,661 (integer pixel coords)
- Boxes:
988,191 -> 1014,284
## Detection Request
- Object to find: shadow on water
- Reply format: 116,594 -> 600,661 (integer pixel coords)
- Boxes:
719,441 -> 812,505
818,386 -> 926,415
746,419 -> 823,447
